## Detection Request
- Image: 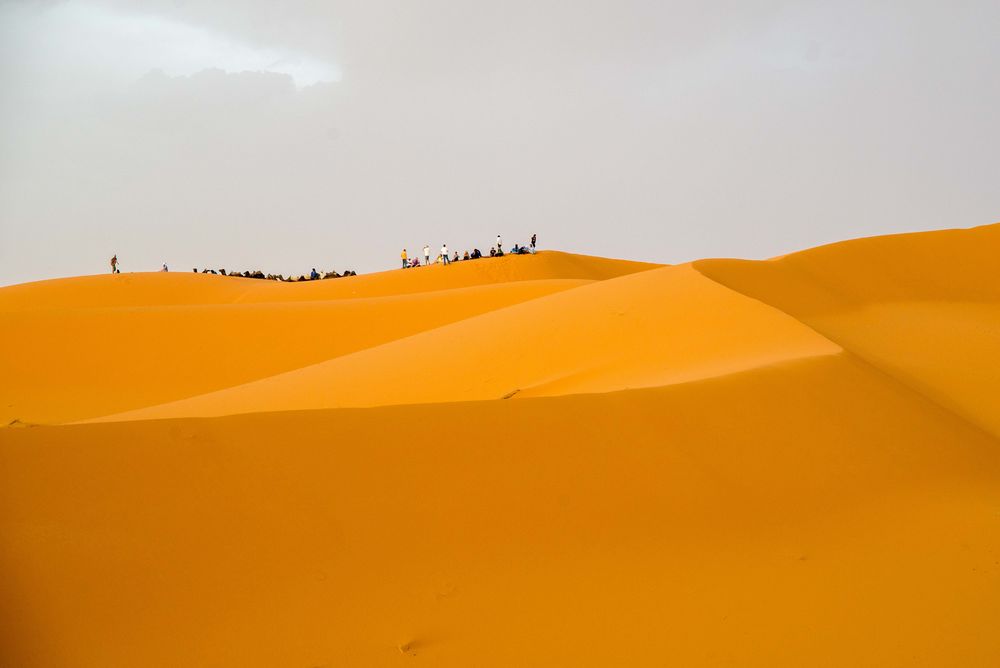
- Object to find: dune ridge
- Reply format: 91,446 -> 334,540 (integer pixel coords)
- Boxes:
695,222 -> 1000,437
85,264 -> 842,422
1,251 -> 658,426
2,224 -> 1000,666
0,250 -> 657,311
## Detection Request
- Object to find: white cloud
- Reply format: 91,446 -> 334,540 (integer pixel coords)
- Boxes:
2,0 -> 338,87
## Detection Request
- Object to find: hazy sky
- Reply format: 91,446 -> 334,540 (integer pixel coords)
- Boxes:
1,0 -> 997,285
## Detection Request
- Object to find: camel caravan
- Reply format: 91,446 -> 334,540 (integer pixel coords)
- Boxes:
192,267 -> 358,282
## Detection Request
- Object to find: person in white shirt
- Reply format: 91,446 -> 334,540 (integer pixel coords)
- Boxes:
441,244 -> 450,265
423,244 -> 430,266
496,234 -> 502,252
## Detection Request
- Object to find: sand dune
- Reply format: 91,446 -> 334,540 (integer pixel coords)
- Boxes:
0,251 -> 656,311
2,227 -> 1000,666
0,251 -> 656,425
697,223 -> 1000,436
90,264 -> 840,421
1,279 -> 591,424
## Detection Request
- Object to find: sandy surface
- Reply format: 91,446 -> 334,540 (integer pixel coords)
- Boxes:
2,234 -> 999,666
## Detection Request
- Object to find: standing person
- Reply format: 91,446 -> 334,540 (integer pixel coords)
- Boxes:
401,249 -> 408,268
110,254 -> 119,274
441,244 -> 450,265
423,244 -> 430,266
496,234 -> 502,253
531,233 -> 537,252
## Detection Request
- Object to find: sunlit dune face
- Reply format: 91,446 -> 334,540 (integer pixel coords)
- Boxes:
2,227 -> 1000,666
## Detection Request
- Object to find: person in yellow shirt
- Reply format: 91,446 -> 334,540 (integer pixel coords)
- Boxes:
401,248 -> 408,268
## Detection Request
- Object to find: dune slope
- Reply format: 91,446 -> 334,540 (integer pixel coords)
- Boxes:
695,223 -> 1000,437
1,279 -> 589,425
2,224 -> 1000,666
3,355 -> 1000,666
93,264 -> 841,421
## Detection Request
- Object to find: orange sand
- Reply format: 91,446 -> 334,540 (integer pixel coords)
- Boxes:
2,232 -> 1000,666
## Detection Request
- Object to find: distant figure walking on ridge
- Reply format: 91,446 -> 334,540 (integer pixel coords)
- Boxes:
423,244 -> 430,266
531,233 -> 537,252
441,244 -> 450,265
110,254 -> 119,274
160,263 -> 169,272
496,234 -> 502,253
401,248 -> 408,269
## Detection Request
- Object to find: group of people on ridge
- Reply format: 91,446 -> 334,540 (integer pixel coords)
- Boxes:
401,233 -> 537,269
106,234 -> 539,279
108,255 -> 355,281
